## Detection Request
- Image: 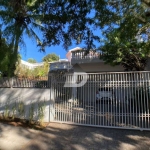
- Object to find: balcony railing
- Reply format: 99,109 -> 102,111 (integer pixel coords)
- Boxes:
50,62 -> 72,71
71,50 -> 104,64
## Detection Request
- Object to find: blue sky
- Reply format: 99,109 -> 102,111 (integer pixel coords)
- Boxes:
19,8 -> 101,63
19,37 -> 84,63
20,29 -> 102,63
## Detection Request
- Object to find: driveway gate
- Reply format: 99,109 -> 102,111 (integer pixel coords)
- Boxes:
50,71 -> 150,130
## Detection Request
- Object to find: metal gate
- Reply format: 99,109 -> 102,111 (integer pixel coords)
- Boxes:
50,71 -> 150,130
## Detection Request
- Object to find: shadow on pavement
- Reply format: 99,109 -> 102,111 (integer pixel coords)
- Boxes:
24,123 -> 150,150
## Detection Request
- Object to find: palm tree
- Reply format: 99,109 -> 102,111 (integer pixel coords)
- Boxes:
0,0 -> 45,49
0,0 -> 46,76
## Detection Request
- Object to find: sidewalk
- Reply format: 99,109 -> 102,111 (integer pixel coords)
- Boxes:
0,122 -> 150,150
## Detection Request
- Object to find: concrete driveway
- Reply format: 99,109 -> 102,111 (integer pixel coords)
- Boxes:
0,122 -> 150,150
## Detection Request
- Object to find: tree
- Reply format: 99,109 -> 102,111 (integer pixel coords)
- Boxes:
0,0 -> 99,51
0,30 -> 21,77
0,0 -> 46,76
27,58 -> 37,63
41,53 -> 59,76
1,0 -> 150,72
15,53 -> 59,78
94,0 -> 150,71
101,30 -> 150,71
42,53 -> 59,62
94,0 -> 150,39
0,0 -> 99,75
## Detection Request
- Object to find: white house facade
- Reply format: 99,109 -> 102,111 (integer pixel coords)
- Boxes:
21,60 -> 44,70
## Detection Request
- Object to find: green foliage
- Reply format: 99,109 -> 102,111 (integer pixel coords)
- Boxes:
97,0 -> 150,71
42,53 -> 59,62
4,100 -> 10,119
1,0 -> 150,72
0,0 -> 99,51
27,58 -> 37,63
15,53 -> 59,78
29,102 -> 34,124
18,101 -> 25,118
1,97 -> 47,126
15,62 -> 49,78
0,33 -> 20,77
101,30 -> 150,71
12,102 -> 17,119
94,0 -> 150,37
38,100 -> 46,125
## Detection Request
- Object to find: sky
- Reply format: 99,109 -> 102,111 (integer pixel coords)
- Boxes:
19,29 -> 101,63
19,35 -> 87,63
0,6 -> 101,63
19,8 -> 101,63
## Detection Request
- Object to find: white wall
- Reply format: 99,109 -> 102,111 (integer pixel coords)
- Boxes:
0,88 -> 53,122
73,62 -> 124,72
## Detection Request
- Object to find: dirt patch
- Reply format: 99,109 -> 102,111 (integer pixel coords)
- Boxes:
0,117 -> 49,130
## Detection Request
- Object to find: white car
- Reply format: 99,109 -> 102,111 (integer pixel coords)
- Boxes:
96,87 -> 113,103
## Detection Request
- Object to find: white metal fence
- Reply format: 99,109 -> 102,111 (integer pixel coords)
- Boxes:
0,76 -> 49,88
50,71 -> 150,130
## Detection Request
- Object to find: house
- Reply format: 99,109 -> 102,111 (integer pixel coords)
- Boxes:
48,47 -> 150,129
49,47 -> 150,106
66,47 -> 125,72
50,47 -> 124,73
49,59 -> 72,72
49,46 -> 150,72
21,60 -> 44,70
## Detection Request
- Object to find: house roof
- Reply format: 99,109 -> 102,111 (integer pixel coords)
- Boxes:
21,60 -> 44,68
66,47 -> 82,60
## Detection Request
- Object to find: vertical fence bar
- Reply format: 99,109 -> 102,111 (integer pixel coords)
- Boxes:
117,74 -> 119,126
77,74 -> 79,124
99,74 -> 101,126
133,72 -> 135,127
83,75 -> 85,124
94,74 -> 96,126
112,73 -> 115,126
135,72 -> 138,128
29,72 -> 150,130
62,74 -> 64,122
124,73 -> 128,127
138,73 -> 141,127
141,73 -> 144,129
146,72 -> 149,128
143,72 -> 147,128
109,73 -> 111,126
142,72 -> 145,128
130,73 -> 132,126
123,73 -> 126,127
56,75 -> 59,121
102,74 -> 104,126
89,74 -> 91,125
147,72 -> 149,129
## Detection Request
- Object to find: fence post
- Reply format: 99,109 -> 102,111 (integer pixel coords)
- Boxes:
11,77 -> 14,88
49,74 -> 55,121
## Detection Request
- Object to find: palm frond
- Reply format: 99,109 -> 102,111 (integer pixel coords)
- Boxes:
25,26 -> 43,46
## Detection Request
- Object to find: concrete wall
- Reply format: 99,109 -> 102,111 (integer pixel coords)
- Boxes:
73,59 -> 150,73
0,88 -> 53,122
73,62 -> 124,73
